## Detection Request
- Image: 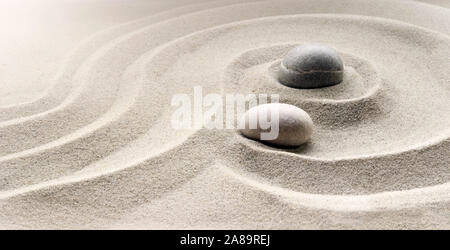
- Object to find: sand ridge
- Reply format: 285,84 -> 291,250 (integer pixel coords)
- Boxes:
0,0 -> 449,229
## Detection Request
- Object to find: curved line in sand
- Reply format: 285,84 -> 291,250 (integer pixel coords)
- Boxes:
132,12 -> 450,161
0,36 -> 173,162
0,32 -> 200,189
0,23 -> 205,190
224,44 -> 384,104
237,131 -> 450,162
0,127 -> 198,200
0,63 -> 141,162
0,0 -> 256,112
212,14 -> 450,160
0,1 -> 268,159
0,0 -> 263,123
217,163 -> 450,212
0,14 -> 445,193
0,0 -> 448,224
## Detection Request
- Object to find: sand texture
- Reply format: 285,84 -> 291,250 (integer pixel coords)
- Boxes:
0,0 -> 449,229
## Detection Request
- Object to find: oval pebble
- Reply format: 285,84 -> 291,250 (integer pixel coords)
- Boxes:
239,103 -> 314,147
278,44 -> 344,89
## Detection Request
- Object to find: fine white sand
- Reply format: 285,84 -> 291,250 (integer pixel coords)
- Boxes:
0,0 -> 449,229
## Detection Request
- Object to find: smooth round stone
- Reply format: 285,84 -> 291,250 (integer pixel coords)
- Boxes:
239,103 -> 314,147
278,45 -> 344,89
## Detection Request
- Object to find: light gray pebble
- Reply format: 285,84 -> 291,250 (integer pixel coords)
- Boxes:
239,103 -> 314,147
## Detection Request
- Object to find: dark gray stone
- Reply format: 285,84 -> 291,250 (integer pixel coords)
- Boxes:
278,45 -> 344,89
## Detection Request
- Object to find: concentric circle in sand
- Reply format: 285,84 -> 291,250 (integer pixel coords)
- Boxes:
0,0 -> 449,229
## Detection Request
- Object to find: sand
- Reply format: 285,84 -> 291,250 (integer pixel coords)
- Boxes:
0,0 -> 449,229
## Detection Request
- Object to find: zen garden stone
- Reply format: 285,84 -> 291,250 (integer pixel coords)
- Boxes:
278,44 -> 344,89
240,103 -> 314,147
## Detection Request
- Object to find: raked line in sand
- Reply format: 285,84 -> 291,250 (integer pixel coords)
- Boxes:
0,0 -> 449,229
